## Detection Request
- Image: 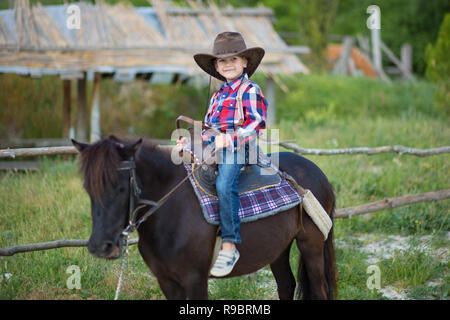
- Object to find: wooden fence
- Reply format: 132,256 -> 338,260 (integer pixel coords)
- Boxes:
1,143 -> 450,159
0,142 -> 449,256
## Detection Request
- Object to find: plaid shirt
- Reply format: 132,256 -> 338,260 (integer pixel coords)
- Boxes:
202,73 -> 268,150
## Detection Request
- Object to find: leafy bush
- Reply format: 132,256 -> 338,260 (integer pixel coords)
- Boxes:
332,0 -> 449,76
271,74 -> 439,127
425,13 -> 450,116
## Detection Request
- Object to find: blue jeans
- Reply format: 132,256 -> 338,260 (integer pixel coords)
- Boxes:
216,148 -> 246,244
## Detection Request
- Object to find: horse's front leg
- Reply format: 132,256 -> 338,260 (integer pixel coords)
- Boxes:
157,276 -> 187,300
184,273 -> 209,299
156,267 -> 209,299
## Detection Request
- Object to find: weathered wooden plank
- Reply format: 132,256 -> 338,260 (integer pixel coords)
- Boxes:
335,189 -> 450,218
0,238 -> 139,256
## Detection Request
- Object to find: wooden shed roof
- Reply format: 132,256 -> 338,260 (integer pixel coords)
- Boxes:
0,0 -> 309,81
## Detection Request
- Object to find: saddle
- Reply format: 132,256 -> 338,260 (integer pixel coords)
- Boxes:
176,116 -> 332,240
192,162 -> 281,198
176,116 -> 281,198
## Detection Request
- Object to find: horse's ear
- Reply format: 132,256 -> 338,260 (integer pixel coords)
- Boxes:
108,134 -> 120,142
72,139 -> 89,152
131,138 -> 143,154
116,138 -> 142,159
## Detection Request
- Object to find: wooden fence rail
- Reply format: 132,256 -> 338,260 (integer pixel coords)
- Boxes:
278,143 -> 450,157
0,146 -> 78,159
1,144 -> 450,159
0,239 -> 139,257
1,189 -> 449,256
334,189 -> 450,218
1,142 -> 448,256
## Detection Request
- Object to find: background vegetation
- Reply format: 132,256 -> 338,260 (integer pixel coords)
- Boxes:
425,13 -> 450,116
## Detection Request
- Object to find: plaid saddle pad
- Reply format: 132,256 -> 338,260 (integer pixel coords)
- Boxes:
183,163 -> 302,225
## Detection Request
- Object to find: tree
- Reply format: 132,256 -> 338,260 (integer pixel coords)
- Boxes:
298,0 -> 339,73
332,0 -> 450,76
426,14 -> 450,115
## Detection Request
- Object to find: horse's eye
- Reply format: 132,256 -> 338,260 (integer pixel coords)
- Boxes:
118,186 -> 126,193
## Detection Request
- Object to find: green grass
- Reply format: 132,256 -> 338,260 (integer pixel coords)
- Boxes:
382,249 -> 439,287
334,246 -> 386,300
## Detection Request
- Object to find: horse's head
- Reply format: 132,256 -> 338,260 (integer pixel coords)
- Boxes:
72,135 -> 142,259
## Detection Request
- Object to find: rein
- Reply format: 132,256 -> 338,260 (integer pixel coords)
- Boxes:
121,117 -> 222,237
113,146 -> 306,300
118,115 -> 305,239
114,153 -> 212,300
118,151 -> 216,239
113,118 -> 220,299
114,77 -> 246,297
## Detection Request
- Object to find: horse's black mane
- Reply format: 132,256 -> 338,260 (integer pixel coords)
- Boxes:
78,136 -> 174,201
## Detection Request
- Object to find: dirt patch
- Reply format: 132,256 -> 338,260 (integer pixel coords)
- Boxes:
335,232 -> 449,300
337,233 -> 449,265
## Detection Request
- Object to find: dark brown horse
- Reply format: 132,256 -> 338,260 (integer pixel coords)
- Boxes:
72,135 -> 337,300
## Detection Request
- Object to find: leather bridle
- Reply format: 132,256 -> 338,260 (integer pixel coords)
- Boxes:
117,158 -> 159,238
117,148 -> 217,240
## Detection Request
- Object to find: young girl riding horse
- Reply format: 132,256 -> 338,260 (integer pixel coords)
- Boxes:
177,31 -> 268,277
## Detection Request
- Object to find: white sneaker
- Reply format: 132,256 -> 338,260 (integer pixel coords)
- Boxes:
210,249 -> 240,277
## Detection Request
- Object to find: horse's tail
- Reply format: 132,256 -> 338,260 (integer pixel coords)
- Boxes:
295,251 -> 309,299
295,190 -> 338,300
323,209 -> 337,299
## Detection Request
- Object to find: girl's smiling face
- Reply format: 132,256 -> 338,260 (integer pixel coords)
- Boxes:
214,55 -> 248,82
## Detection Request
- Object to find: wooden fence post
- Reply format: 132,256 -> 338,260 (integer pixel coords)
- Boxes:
371,27 -> 382,73
62,79 -> 71,139
266,74 -> 276,127
332,36 -> 354,75
401,43 -> 412,77
90,72 -> 102,143
380,41 -> 413,80
76,72 -> 88,142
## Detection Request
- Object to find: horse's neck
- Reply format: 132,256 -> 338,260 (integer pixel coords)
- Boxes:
136,148 -> 180,200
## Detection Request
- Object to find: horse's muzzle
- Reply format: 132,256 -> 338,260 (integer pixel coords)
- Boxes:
88,236 -> 123,260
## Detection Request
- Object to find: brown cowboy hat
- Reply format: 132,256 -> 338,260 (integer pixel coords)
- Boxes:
194,31 -> 265,81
